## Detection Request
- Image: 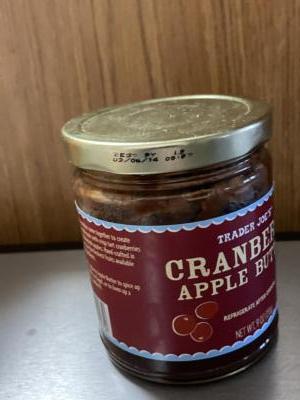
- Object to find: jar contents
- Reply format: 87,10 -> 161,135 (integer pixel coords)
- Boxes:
62,95 -> 278,384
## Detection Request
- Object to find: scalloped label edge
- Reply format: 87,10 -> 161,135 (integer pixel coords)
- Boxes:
103,307 -> 278,362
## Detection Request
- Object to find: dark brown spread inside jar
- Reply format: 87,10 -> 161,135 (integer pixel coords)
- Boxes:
74,147 -> 271,225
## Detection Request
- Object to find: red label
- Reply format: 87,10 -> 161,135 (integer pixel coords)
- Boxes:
77,188 -> 277,361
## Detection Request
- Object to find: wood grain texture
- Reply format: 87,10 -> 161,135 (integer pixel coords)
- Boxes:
0,0 -> 299,245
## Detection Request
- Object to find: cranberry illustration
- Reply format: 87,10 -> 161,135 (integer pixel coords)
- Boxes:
172,314 -> 197,336
190,322 -> 213,343
195,301 -> 218,320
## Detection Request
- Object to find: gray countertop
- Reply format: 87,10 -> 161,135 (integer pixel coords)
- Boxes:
0,242 -> 299,400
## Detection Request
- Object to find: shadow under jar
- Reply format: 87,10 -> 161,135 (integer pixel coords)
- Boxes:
62,95 -> 278,384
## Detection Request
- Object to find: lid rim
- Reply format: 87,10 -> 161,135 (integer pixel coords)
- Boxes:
62,95 -> 272,175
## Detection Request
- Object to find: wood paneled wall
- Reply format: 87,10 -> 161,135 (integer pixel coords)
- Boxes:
0,0 -> 299,246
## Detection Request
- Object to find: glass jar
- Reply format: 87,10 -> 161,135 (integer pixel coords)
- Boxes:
62,95 -> 278,384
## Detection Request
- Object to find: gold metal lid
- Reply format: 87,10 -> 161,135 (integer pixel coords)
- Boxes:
62,95 -> 271,175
